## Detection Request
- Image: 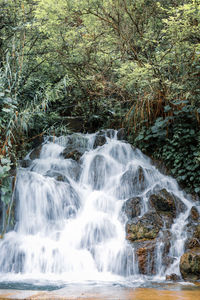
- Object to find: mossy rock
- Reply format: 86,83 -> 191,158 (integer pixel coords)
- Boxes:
180,250 -> 200,281
126,211 -> 163,242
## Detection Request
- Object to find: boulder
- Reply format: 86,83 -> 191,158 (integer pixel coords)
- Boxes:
118,166 -> 148,199
62,149 -> 82,161
45,171 -> 70,183
122,197 -> 142,219
93,135 -> 107,149
149,189 -> 176,216
126,211 -> 163,242
184,224 -> 200,250
189,206 -> 199,222
88,155 -> 107,190
19,159 -> 32,168
180,250 -> 200,281
149,189 -> 187,218
98,129 -> 116,139
117,128 -> 126,140
151,159 -> 169,175
29,145 -> 42,160
67,161 -> 82,182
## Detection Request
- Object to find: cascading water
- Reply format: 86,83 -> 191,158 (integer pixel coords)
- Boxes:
0,130 -> 197,286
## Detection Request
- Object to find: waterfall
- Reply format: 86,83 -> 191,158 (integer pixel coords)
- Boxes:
0,130 -> 197,284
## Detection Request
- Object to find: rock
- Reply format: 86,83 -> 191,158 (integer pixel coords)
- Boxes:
122,197 -> 142,219
180,250 -> 200,281
93,135 -> 107,149
45,171 -> 70,183
166,273 -> 181,281
158,230 -> 172,260
175,197 -> 188,215
98,129 -> 116,139
159,214 -> 174,229
29,145 -> 42,160
67,161 -> 82,182
151,159 -> 169,175
184,223 -> 200,250
88,155 -> 108,190
149,189 -> 186,218
189,206 -> 199,221
19,159 -> 32,168
126,211 -> 163,242
149,189 -> 176,216
132,239 -> 156,275
118,166 -> 148,199
62,149 -> 82,161
117,128 -> 126,140
31,135 -> 44,148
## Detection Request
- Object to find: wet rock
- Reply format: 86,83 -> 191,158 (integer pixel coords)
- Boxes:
67,161 -> 82,182
118,166 -> 149,199
126,211 -> 163,242
134,240 -> 156,275
62,149 -> 82,161
189,206 -> 199,221
45,171 -> 70,183
158,230 -> 172,260
151,159 -> 169,175
60,134 -> 89,158
166,273 -> 181,281
93,135 -> 107,149
122,197 -> 142,219
29,145 -> 42,160
185,224 -> 200,250
19,159 -> 32,168
149,189 -> 176,216
98,129 -> 116,139
117,128 -> 126,140
88,155 -> 108,190
180,250 -> 200,281
159,214 -> 174,229
149,189 -> 186,218
31,135 -> 44,148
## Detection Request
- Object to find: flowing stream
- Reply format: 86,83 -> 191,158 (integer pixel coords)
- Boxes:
0,130 -> 197,288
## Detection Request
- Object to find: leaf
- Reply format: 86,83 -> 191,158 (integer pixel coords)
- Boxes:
164,105 -> 171,112
1,158 -> 11,164
2,108 -> 12,113
194,187 -> 200,193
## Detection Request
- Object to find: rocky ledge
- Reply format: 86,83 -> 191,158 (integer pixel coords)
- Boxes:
124,188 -> 200,280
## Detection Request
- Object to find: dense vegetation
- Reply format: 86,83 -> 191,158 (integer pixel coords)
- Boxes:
0,0 -> 200,213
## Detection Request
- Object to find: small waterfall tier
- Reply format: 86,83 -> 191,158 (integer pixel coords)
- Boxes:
0,130 -> 199,283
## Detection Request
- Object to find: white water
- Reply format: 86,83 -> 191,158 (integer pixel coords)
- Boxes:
0,131 -> 196,285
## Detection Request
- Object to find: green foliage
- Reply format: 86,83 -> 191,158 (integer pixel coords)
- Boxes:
0,157 -> 12,205
132,106 -> 200,195
0,0 -> 199,204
